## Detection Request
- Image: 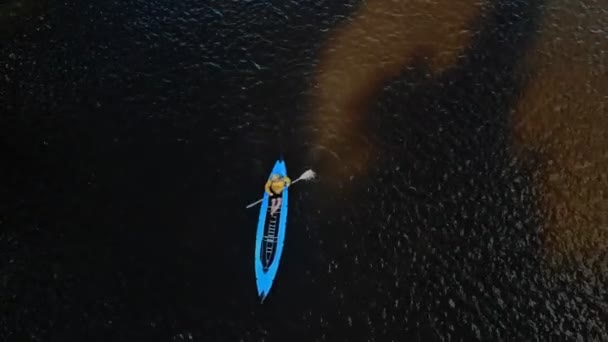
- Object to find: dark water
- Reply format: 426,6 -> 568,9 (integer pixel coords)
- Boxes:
1,0 -> 607,341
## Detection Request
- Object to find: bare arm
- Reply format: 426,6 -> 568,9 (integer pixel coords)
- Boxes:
264,180 -> 273,195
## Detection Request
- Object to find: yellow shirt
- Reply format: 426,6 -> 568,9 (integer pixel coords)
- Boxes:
265,176 -> 291,195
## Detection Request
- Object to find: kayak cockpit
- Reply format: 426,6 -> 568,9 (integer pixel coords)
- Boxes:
262,205 -> 280,270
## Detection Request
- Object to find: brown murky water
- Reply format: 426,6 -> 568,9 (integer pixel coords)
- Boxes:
312,0 -> 607,274
513,0 -> 608,272
311,0 -> 489,181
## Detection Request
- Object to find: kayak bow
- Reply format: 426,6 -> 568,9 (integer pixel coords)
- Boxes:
254,160 -> 289,302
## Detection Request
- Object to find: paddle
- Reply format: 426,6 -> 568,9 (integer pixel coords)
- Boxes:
245,169 -> 316,209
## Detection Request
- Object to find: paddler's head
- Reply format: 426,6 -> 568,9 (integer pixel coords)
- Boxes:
270,174 -> 281,181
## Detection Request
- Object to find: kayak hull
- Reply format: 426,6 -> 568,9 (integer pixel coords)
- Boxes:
254,160 -> 289,301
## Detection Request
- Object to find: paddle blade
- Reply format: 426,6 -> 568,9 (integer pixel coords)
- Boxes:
297,169 -> 316,181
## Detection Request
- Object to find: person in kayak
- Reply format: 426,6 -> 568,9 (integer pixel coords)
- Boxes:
265,174 -> 291,216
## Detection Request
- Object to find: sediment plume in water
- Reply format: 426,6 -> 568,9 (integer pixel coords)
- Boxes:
310,0 -> 489,181
513,0 -> 608,272
310,0 -> 607,274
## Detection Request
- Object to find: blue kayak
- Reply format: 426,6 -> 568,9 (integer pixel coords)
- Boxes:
254,159 -> 289,301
